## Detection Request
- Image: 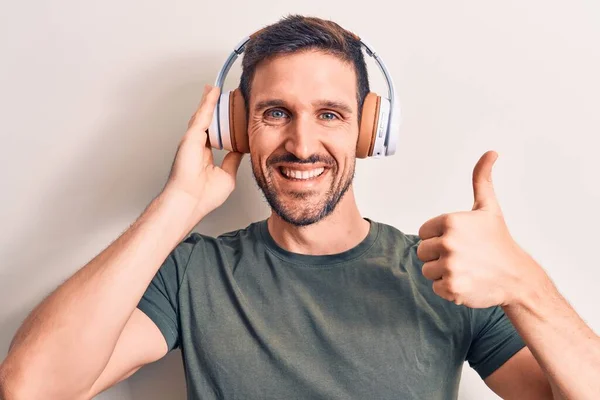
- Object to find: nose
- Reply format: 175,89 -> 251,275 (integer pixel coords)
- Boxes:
283,114 -> 320,160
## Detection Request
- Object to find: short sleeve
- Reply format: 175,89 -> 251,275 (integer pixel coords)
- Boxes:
136,233 -> 200,352
466,305 -> 526,379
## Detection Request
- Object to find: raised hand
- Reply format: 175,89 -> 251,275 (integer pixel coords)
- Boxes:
416,151 -> 549,308
162,84 -> 244,225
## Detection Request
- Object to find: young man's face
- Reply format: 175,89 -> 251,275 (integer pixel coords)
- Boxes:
247,50 -> 360,227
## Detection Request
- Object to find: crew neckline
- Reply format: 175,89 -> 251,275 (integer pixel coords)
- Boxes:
257,218 -> 380,267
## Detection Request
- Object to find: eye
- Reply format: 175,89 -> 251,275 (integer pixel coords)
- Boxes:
319,112 -> 338,121
265,109 -> 289,120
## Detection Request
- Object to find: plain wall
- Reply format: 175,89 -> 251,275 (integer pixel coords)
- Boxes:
1,1 -> 599,399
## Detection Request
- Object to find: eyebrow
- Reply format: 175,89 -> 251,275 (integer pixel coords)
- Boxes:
253,99 -> 354,115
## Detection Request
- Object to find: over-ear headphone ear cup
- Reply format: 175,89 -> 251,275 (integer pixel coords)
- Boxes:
207,93 -> 223,150
229,88 -> 249,153
357,92 -> 381,158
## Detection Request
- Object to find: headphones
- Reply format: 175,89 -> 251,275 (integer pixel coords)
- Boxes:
208,29 -> 401,158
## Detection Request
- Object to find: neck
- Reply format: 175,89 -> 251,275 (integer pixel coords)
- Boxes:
266,186 -> 370,255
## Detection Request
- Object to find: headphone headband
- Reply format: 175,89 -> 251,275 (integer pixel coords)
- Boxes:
211,32 -> 401,156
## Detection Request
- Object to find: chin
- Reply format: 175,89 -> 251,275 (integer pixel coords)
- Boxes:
272,197 -> 337,227
252,160 -> 354,227
275,209 -> 327,227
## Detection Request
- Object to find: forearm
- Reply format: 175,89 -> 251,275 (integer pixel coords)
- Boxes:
0,190 -> 198,399
503,260 -> 600,400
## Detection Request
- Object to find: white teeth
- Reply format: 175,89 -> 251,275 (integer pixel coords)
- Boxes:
281,167 -> 325,180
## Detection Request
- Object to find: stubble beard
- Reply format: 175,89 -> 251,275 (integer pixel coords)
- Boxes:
251,155 -> 355,227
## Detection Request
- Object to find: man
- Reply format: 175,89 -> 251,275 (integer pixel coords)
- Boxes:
0,14 -> 598,400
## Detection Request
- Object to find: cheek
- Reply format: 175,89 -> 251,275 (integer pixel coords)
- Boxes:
326,133 -> 358,170
247,119 -> 262,148
247,120 -> 283,155
248,125 -> 274,176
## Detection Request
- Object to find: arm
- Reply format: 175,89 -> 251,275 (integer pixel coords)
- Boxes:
417,151 -> 599,399
0,191 -> 195,400
0,84 -> 242,400
486,261 -> 600,400
484,347 -> 555,399
85,308 -> 168,398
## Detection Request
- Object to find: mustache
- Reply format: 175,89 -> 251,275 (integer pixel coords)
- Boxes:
267,153 -> 335,167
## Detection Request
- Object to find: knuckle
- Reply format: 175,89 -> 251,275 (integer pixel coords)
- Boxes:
444,254 -> 457,270
446,278 -> 461,295
416,241 -> 426,260
421,263 -> 432,279
443,213 -> 457,229
439,236 -> 454,252
191,106 -> 215,129
191,113 -> 208,129
188,114 -> 197,128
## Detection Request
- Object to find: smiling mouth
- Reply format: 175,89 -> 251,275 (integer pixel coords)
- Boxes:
278,166 -> 326,180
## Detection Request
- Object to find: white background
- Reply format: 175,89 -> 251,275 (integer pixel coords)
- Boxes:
1,1 -> 599,399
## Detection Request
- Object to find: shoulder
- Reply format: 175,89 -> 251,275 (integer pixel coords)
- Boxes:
215,220 -> 263,248
370,219 -> 420,244
370,219 -> 445,297
369,219 -> 422,263
182,220 -> 263,259
372,219 -> 473,333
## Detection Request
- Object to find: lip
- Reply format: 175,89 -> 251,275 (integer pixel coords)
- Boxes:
273,162 -> 331,171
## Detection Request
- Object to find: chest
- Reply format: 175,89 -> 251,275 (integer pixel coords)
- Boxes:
179,261 -> 467,399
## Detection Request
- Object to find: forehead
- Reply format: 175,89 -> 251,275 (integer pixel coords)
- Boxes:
249,50 -> 357,108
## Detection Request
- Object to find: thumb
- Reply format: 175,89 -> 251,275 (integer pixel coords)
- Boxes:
472,150 -> 501,213
221,151 -> 244,180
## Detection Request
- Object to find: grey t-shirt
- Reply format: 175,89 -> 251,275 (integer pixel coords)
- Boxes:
137,218 -> 525,399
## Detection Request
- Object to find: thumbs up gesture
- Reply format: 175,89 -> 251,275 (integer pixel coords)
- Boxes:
417,151 -> 547,308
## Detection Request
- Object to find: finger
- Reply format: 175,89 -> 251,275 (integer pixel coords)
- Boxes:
432,278 -> 455,303
421,258 -> 446,281
416,237 -> 444,262
418,214 -> 446,240
198,83 -> 212,106
221,151 -> 244,179
186,85 -> 221,140
472,150 -> 501,214
190,84 -> 220,129
187,84 -> 210,129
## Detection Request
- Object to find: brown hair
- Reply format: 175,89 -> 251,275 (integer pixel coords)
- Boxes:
239,14 -> 370,123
